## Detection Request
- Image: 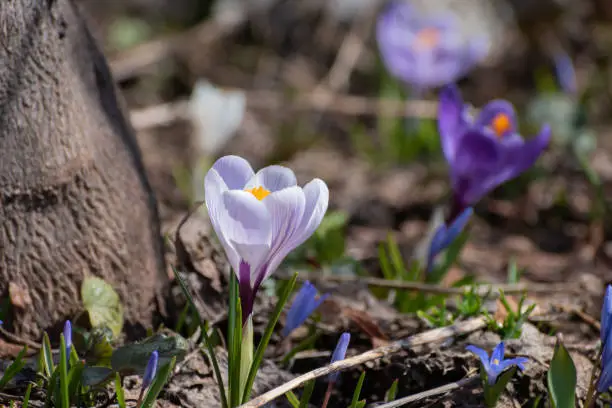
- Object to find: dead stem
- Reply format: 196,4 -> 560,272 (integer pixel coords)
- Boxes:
238,317 -> 486,408
373,376 -> 479,408
275,271 -> 581,297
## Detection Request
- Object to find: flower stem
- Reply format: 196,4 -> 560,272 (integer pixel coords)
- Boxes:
321,381 -> 334,408
584,348 -> 602,408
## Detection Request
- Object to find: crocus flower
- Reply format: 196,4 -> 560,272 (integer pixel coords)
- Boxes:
438,85 -> 551,220
376,1 -> 488,91
328,332 -> 351,383
205,155 -> 329,323
142,350 -> 159,390
466,342 -> 528,385
63,320 -> 72,360
597,285 -> 612,392
282,281 -> 329,337
426,207 -> 473,272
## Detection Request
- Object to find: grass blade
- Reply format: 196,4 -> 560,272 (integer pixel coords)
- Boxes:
172,265 -> 228,408
23,383 -> 32,408
115,372 -> 126,408
0,345 -> 27,390
299,379 -> 316,408
285,391 -> 300,408
140,356 -> 177,408
241,272 -> 298,403
59,336 -> 69,408
42,333 -> 54,377
349,371 -> 367,408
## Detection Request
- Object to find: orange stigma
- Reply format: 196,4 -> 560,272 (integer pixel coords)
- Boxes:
414,28 -> 440,49
246,186 -> 271,201
491,113 -> 511,138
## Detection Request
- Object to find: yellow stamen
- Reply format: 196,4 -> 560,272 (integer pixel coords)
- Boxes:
491,113 -> 511,138
246,186 -> 271,201
493,359 -> 500,365
414,28 -> 440,49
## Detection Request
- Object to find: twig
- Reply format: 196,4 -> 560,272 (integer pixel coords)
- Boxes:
238,317 -> 486,408
275,271 -> 582,297
130,92 -> 437,130
369,376 -> 479,408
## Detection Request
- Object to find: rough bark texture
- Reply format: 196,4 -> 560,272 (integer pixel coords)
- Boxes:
0,0 -> 167,340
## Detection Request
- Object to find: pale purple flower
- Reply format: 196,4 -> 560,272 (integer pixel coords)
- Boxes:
438,84 -> 551,220
282,281 -> 329,337
466,342 -> 528,385
376,1 -> 488,91
328,332 -> 350,383
598,285 -> 612,392
427,207 -> 473,272
63,320 -> 72,361
142,350 -> 159,390
553,51 -> 577,95
205,155 -> 329,323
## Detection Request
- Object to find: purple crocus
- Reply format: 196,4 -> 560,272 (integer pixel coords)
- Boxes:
553,51 -> 577,95
466,342 -> 528,385
376,1 -> 488,91
205,155 -> 329,323
438,85 -> 551,221
328,332 -> 351,383
597,285 -> 612,392
426,207 -> 473,272
142,350 -> 159,390
282,281 -> 329,337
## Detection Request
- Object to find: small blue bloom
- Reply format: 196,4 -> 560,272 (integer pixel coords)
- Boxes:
466,342 -> 528,385
597,285 -> 612,392
142,350 -> 159,390
282,281 -> 329,337
63,320 -> 72,359
553,51 -> 577,95
427,207 -> 473,272
328,332 -> 350,383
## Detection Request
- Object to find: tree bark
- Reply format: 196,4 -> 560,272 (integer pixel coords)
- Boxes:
0,0 -> 167,340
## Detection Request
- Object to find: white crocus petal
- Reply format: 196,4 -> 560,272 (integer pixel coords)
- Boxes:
211,155 -> 255,190
189,79 -> 246,156
204,168 -> 240,270
289,178 -> 329,249
219,191 -> 272,273
259,187 -> 306,282
244,165 -> 297,192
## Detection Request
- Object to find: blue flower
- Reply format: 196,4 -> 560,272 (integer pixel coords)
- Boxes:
142,350 -> 159,390
553,51 -> 577,95
598,285 -> 612,392
63,320 -> 72,360
282,281 -> 329,337
328,332 -> 350,383
466,342 -> 528,385
427,207 -> 473,272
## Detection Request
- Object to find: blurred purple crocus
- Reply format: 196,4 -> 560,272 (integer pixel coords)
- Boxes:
376,1 -> 488,91
597,285 -> 612,392
205,155 -> 329,324
426,207 -> 473,272
466,342 -> 528,385
282,281 -> 329,337
438,85 -> 551,221
328,332 -> 351,383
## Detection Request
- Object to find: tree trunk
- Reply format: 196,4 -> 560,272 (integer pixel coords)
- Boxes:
0,0 -> 167,340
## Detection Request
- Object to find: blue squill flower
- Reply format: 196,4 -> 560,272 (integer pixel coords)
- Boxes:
63,320 -> 72,360
553,51 -> 577,95
142,350 -> 159,390
328,332 -> 350,383
597,285 -> 612,392
376,1 -> 488,91
205,155 -> 329,324
466,342 -> 528,385
427,207 -> 473,272
282,281 -> 329,337
438,85 -> 551,219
